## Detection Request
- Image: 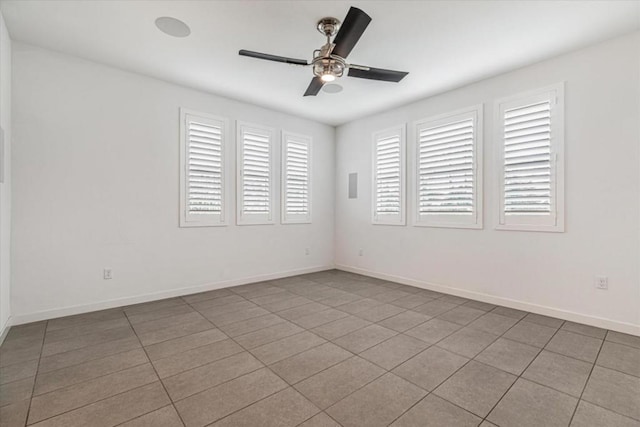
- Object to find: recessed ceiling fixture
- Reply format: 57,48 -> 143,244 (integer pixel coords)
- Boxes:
238,6 -> 409,97
155,16 -> 191,38
323,84 -> 343,94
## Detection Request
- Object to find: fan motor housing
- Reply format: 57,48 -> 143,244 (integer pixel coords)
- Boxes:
317,17 -> 340,37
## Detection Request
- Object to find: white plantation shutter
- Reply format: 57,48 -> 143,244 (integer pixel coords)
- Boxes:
237,122 -> 275,224
414,106 -> 482,228
282,132 -> 311,223
180,109 -> 228,227
372,126 -> 406,225
496,83 -> 564,232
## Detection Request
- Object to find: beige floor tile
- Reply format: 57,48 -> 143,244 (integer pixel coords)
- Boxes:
561,321 -> 607,339
144,329 -> 227,361
38,335 -> 141,374
462,300 -> 496,312
433,360 -> 516,417
475,338 -> 540,375
188,295 -> 247,312
413,300 -> 458,317
132,312 -> 206,335
378,311 -> 431,332
437,306 -> 485,326
522,350 -> 592,397
46,309 -> 125,332
269,342 -> 352,384
137,318 -> 214,346
35,348 -> 149,395
41,325 -> 135,357
545,330 -> 603,363
487,378 -> 577,427
0,345 -> 42,368
582,366 -> 640,420
44,317 -> 130,344
390,294 -> 434,310
295,357 -> 385,409
404,318 -> 461,345
210,387 -> 320,427
28,363 -> 158,424
234,322 -> 304,350
292,309 -> 350,329
174,368 -> 287,427
333,324 -> 397,353
277,303 -> 330,321
335,298 -> 383,315
162,351 -> 263,401
0,359 -> 38,385
491,306 -> 528,319
152,338 -> 244,378
203,306 -> 271,326
571,400 -> 640,427
354,304 -> 405,323
119,405 -> 184,427
326,373 -> 426,427
502,320 -> 556,348
216,313 -> 285,337
298,412 -> 342,427
393,346 -> 469,391
0,376 -> 34,407
124,299 -> 187,316
263,297 -> 314,313
250,331 -> 326,365
4,322 -> 46,342
523,313 -> 564,328
0,399 -> 29,427
360,334 -> 428,370
437,327 -> 498,358
606,331 -> 640,349
391,394 -> 481,427
311,316 -> 371,340
181,288 -> 234,304
30,382 -> 170,427
466,313 -> 518,335
317,293 -> 362,308
597,341 -> 640,377
126,304 -> 195,325
371,290 -> 412,303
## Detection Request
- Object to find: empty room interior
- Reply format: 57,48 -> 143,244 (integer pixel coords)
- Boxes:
0,1 -> 639,426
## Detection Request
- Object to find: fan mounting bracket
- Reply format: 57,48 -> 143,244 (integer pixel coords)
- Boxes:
316,17 -> 341,37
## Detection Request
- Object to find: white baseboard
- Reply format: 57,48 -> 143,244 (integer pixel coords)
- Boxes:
0,316 -> 12,346
336,264 -> 640,337
11,265 -> 334,326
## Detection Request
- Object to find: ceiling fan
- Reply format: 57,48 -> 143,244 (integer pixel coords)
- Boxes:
238,6 -> 409,96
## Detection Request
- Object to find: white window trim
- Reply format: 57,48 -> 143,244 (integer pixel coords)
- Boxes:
236,121 -> 277,226
412,105 -> 484,229
372,125 -> 406,226
179,108 -> 230,228
494,82 -> 565,233
281,131 -> 312,224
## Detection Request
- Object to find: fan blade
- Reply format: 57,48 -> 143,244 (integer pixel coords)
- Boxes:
239,50 -> 308,66
303,77 -> 324,97
332,7 -> 371,59
348,66 -> 409,82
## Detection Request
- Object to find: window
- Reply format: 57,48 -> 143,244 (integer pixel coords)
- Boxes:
372,125 -> 406,225
281,131 -> 312,224
180,109 -> 228,227
495,83 -> 564,232
237,122 -> 276,225
414,106 -> 483,228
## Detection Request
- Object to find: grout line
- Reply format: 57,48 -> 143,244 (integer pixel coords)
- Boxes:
23,320 -> 47,426
122,309 -> 188,427
567,333 -> 606,426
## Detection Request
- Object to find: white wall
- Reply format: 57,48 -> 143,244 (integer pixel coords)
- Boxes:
335,33 -> 640,334
11,43 -> 335,323
0,12 -> 12,339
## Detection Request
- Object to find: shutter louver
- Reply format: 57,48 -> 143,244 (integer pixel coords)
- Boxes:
238,123 -> 274,224
375,134 -> 401,215
503,101 -> 552,215
187,119 -> 223,216
283,133 -> 311,223
418,118 -> 475,216
372,126 -> 405,225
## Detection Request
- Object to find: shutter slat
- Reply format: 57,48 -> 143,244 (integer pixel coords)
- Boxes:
186,117 -> 223,215
284,135 -> 310,219
375,132 -> 402,216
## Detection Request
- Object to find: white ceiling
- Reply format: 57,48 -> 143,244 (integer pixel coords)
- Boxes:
1,1 -> 639,125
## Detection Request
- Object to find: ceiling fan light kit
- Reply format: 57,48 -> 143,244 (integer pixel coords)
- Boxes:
238,6 -> 409,96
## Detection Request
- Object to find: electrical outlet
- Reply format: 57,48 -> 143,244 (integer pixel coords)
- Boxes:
595,276 -> 608,290
104,268 -> 113,280
358,249 -> 363,256
305,247 -> 310,255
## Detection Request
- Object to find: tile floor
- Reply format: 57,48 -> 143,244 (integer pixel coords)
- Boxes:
1,270 -> 639,427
